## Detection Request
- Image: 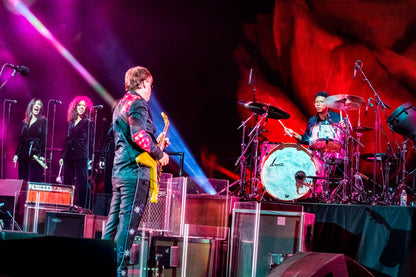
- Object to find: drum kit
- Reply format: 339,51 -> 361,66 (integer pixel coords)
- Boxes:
236,95 -> 416,205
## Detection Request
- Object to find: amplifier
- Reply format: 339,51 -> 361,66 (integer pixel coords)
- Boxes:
26,182 -> 74,206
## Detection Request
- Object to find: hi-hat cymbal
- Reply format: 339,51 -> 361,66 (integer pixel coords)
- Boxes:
360,153 -> 397,163
353,126 -> 374,132
238,100 -> 290,120
325,94 -> 365,111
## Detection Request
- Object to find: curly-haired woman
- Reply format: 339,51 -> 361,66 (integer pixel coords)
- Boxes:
59,96 -> 94,208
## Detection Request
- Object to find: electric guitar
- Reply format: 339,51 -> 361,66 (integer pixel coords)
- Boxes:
135,112 -> 169,203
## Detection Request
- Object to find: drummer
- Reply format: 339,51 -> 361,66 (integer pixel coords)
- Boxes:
285,91 -> 343,145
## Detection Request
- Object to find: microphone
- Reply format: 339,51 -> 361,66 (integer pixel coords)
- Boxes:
6,64 -> 29,76
5,99 -> 17,104
29,141 -> 33,156
365,98 -> 372,115
50,99 -> 62,104
248,68 -> 254,85
93,105 -> 103,109
353,60 -> 361,79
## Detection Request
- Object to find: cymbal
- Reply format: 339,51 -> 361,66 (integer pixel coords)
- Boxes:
353,126 -> 373,132
360,153 -> 397,163
324,94 -> 365,111
238,100 -> 290,120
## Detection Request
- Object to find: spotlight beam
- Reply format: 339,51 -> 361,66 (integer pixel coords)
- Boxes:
9,0 -> 115,106
150,97 -> 216,194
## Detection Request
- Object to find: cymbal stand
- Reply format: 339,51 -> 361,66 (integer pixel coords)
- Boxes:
379,120 -> 398,203
341,108 -> 352,202
330,108 -> 354,203
397,139 -> 410,199
235,112 -> 267,198
350,109 -> 369,203
236,113 -> 254,198
355,61 -> 392,203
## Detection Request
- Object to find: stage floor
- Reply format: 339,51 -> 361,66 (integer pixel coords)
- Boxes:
300,202 -> 416,277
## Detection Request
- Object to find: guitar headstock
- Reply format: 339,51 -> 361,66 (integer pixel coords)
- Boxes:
161,112 -> 169,126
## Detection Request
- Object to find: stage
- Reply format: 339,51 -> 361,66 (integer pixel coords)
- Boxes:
1,196 -> 415,277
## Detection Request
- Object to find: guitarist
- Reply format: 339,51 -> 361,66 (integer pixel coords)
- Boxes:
102,66 -> 169,277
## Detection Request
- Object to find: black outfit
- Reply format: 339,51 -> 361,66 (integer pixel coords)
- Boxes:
102,91 -> 163,276
99,123 -> 114,194
61,118 -> 94,208
300,109 -> 342,145
15,118 -> 47,182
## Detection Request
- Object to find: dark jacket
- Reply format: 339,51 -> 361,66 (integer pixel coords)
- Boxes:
300,109 -> 342,145
15,118 -> 47,159
112,91 -> 163,184
62,118 -> 94,161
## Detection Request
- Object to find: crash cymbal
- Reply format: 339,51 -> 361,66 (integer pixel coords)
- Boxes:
353,126 -> 374,132
325,94 -> 365,111
238,100 -> 290,120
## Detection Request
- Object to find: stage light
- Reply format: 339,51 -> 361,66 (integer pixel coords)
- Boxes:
8,0 -> 115,106
150,96 -> 216,194
7,0 -> 216,194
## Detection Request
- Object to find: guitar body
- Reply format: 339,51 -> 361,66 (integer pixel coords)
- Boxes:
136,152 -> 158,203
136,112 -> 169,203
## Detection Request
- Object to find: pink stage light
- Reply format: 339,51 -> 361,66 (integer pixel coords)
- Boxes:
7,0 -> 115,106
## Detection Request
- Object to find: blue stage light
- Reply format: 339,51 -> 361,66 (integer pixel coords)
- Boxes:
149,96 -> 216,194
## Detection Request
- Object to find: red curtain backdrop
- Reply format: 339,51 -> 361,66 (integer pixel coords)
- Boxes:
235,0 -> 416,182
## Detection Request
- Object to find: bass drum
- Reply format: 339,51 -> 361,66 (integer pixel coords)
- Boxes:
260,143 -> 321,201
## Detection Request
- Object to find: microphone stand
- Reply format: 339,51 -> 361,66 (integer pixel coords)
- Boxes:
0,65 -> 18,179
87,107 -> 100,209
1,100 -> 16,179
0,64 -> 18,92
45,100 -> 59,183
355,62 -> 392,203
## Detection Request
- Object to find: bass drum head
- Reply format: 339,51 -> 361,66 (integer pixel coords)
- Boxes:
260,143 -> 317,201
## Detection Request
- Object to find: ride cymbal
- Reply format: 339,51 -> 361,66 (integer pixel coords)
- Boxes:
325,94 -> 365,111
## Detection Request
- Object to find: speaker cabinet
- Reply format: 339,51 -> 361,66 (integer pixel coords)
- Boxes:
0,179 -> 27,230
228,202 -> 315,277
132,235 -> 226,277
267,252 -> 374,277
45,212 -> 107,238
23,205 -> 66,234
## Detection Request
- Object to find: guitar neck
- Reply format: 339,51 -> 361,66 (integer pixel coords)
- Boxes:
158,113 -> 170,151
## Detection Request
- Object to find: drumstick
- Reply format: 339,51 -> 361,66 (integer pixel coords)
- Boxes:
33,155 -> 48,169
278,119 -> 288,130
278,120 -> 291,135
57,163 -> 63,177
56,163 -> 63,183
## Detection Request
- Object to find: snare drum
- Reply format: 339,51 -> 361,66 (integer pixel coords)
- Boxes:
310,123 -> 344,152
260,143 -> 322,201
